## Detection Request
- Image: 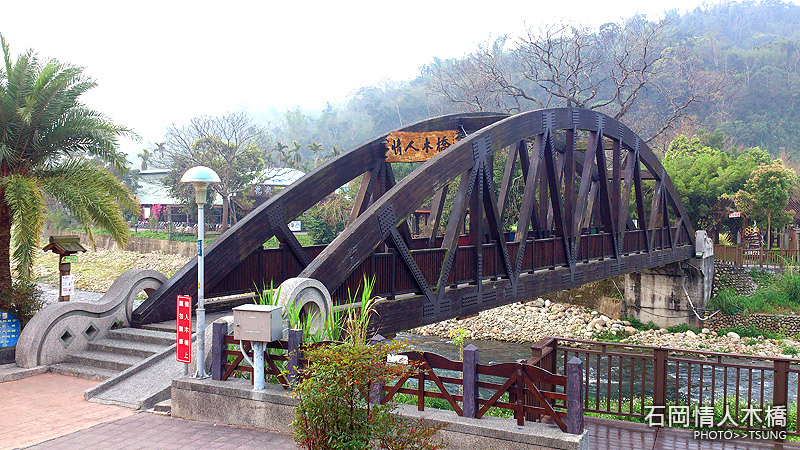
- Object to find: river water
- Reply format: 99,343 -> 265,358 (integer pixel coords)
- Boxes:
397,331 -> 533,363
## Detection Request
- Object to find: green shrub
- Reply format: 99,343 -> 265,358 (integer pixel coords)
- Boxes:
749,269 -> 774,286
291,278 -> 444,450
44,209 -> 70,230
716,325 -> 784,340
782,344 -> 799,355
627,317 -> 659,331
774,271 -> 800,303
707,270 -> 800,314
593,330 -> 627,343
0,280 -> 44,327
303,194 -> 351,245
666,323 -> 701,334
393,391 -> 513,418
132,229 -> 197,242
707,288 -> 745,314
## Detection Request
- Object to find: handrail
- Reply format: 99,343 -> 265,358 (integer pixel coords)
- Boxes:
551,336 -> 796,363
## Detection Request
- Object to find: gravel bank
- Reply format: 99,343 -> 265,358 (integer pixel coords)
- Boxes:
32,248 -> 189,293
413,298 -> 800,358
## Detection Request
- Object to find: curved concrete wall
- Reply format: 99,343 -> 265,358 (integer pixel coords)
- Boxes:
16,269 -> 166,368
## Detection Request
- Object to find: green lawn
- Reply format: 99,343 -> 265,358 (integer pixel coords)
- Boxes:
263,233 -> 314,248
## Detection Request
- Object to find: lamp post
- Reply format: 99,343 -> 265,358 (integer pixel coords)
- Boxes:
181,166 -> 220,378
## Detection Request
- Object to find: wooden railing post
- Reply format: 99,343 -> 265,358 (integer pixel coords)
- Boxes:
462,344 -> 478,418
211,321 -> 226,381
369,334 -> 385,405
288,328 -> 303,389
653,348 -> 668,410
529,337 -> 557,421
530,337 -> 558,367
773,359 -> 789,438
567,357 -> 584,435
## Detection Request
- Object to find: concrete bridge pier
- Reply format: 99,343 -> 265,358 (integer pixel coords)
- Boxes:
622,231 -> 714,329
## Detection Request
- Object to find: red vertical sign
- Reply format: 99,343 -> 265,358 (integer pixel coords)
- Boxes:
176,295 -> 192,363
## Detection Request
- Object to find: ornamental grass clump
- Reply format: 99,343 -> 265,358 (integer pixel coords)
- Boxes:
291,276 -> 446,450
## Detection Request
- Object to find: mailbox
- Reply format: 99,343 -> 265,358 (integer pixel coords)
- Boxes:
233,304 -> 283,342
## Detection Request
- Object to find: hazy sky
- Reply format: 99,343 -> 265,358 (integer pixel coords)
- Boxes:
0,0 -> 751,160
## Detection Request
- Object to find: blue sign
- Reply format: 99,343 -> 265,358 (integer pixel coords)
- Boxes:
197,240 -> 203,257
0,310 -> 21,348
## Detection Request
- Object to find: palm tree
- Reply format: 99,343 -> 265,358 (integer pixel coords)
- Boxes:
0,35 -> 138,293
137,149 -> 152,170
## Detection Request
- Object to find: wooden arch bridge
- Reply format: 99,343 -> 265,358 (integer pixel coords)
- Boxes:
132,108 -> 695,334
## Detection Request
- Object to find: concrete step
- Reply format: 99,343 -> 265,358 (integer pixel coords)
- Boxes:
65,350 -> 142,372
88,339 -> 168,359
108,328 -> 176,347
153,399 -> 171,415
51,363 -> 118,381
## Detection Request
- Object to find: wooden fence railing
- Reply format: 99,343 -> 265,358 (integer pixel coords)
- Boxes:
209,325 -> 584,434
714,245 -> 800,268
530,337 -> 799,436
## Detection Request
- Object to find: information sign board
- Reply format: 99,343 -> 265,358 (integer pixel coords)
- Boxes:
385,130 -> 459,163
0,311 -> 21,348
61,275 -> 75,296
176,295 -> 192,363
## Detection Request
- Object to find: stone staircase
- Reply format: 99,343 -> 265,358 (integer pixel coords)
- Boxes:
51,328 -> 174,381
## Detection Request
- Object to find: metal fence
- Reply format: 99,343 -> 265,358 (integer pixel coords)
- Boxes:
530,337 -> 798,436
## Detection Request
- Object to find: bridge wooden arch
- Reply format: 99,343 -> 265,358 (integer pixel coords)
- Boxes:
132,108 -> 695,335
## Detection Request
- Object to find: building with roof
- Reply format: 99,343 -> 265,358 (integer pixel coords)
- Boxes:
231,167 -> 305,215
135,167 -> 305,229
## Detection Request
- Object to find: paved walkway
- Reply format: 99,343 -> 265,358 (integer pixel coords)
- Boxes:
0,373 -> 296,450
0,373 -> 132,450
586,416 -> 800,449
21,413 -> 297,450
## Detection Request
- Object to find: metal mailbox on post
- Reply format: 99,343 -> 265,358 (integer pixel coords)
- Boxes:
233,305 -> 283,342
232,304 -> 283,390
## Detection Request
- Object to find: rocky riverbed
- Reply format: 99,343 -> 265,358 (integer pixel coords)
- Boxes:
413,298 -> 800,358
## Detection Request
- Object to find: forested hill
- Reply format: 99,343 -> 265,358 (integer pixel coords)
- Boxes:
271,0 -> 800,162
670,1 -> 800,156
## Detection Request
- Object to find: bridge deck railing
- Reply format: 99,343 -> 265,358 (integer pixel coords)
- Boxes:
209,226 -> 684,303
530,336 -> 799,436
714,245 -> 800,268
209,325 -> 584,434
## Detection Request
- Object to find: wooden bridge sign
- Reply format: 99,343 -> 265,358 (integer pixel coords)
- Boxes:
385,130 -> 459,162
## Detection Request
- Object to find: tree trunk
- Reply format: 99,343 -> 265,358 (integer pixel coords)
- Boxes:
220,194 -> 229,233
0,194 -> 12,294
231,199 -> 239,225
767,213 -> 772,250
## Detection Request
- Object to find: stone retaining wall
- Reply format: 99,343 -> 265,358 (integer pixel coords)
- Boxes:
712,261 -> 758,297
705,313 -> 800,336
706,261 -> 800,335
44,228 -> 196,257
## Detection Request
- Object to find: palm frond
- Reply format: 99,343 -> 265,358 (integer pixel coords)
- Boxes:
39,159 -> 137,248
0,175 -> 44,280
0,35 -> 137,172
